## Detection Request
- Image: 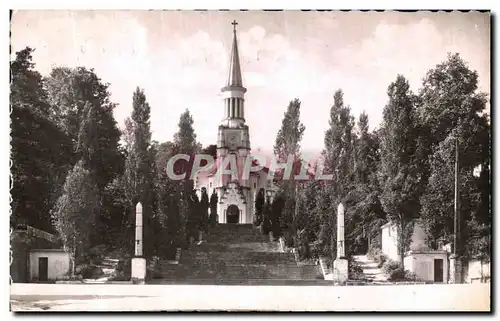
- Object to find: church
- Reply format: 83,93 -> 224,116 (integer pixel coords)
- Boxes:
194,21 -> 276,224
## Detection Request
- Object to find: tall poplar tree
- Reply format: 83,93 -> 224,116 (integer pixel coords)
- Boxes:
273,98 -> 305,244
378,75 -> 423,268
172,109 -> 201,247
319,89 -> 356,258
121,87 -> 155,255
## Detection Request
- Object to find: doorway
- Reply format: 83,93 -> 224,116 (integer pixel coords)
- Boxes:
227,205 -> 239,224
38,257 -> 48,282
434,258 -> 444,283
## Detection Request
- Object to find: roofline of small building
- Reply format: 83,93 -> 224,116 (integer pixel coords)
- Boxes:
380,221 -> 393,229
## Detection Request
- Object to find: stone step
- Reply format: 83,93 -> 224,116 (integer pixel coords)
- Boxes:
154,263 -> 320,281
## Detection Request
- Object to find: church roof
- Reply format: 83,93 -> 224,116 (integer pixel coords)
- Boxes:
226,21 -> 243,88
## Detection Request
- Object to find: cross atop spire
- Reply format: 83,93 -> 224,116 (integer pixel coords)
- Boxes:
225,20 -> 244,88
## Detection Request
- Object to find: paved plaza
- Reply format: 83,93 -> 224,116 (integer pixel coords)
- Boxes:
10,283 -> 490,311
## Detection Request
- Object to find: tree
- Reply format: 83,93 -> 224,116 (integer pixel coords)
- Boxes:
10,47 -> 73,232
378,75 -> 424,268
273,98 -> 305,243
202,144 -> 217,160
261,196 -> 273,235
199,187 -> 209,233
254,188 -> 265,226
186,189 -> 200,243
418,53 -> 491,259
270,193 -> 285,238
121,87 -> 155,256
315,182 -> 335,259
154,139 -> 185,253
45,66 -> 123,192
172,109 -> 202,246
52,161 -> 99,275
293,180 -> 322,257
319,89 -> 356,258
174,109 -> 201,156
348,113 -> 386,253
209,189 -> 218,227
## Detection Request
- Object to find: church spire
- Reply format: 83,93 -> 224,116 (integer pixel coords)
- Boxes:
221,20 -> 246,127
227,20 -> 243,87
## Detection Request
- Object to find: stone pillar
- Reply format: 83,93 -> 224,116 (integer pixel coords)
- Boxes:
334,202 -> 348,284
241,98 -> 244,119
449,255 -> 462,284
132,202 -> 146,284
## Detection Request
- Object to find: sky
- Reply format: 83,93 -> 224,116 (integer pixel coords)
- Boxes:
10,10 -> 490,154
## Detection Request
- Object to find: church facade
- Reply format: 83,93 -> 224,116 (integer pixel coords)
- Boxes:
194,22 -> 274,224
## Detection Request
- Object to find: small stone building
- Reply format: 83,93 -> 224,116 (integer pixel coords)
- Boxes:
28,249 -> 71,282
381,221 -> 448,282
10,225 -> 68,283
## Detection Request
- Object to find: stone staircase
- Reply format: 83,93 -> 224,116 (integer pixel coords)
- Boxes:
97,257 -> 120,276
152,224 -> 325,285
352,255 -> 388,283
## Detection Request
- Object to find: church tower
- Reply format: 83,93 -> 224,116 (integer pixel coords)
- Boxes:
216,20 -> 251,185
194,21 -> 273,224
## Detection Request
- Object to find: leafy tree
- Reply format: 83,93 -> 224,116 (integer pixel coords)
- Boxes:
202,144 -> 217,160
418,54 -> 491,259
273,98 -> 305,243
270,193 -> 285,238
186,189 -> 200,243
378,75 -> 424,268
121,87 -> 156,256
293,180 -> 322,256
172,109 -> 202,246
274,98 -> 306,163
10,47 -> 73,232
174,109 -> 201,156
323,90 -> 356,198
254,188 -> 265,226
199,187 -> 209,232
101,177 -> 131,251
261,196 -> 273,235
209,189 -> 218,226
52,160 -> 99,275
318,89 -> 356,258
315,183 -> 335,259
45,66 -> 123,192
347,113 -> 386,253
154,140 -> 185,253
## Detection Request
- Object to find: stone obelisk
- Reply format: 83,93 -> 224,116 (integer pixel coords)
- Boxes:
334,202 -> 348,284
131,202 -> 146,284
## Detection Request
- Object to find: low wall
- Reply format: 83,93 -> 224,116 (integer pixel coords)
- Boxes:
464,260 -> 490,283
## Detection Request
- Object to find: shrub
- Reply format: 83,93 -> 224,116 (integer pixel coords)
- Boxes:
111,259 -> 131,281
260,219 -> 271,235
76,264 -> 104,279
349,260 -> 364,280
367,247 -> 388,267
297,242 -> 312,260
382,260 -> 405,281
309,242 -> 322,259
283,230 -> 294,247
84,244 -> 108,265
